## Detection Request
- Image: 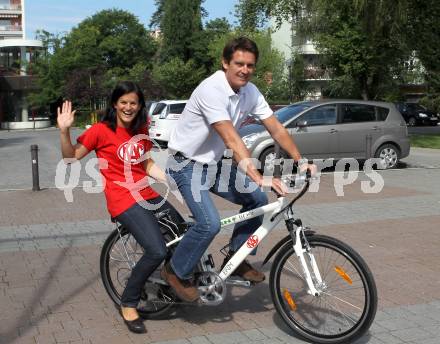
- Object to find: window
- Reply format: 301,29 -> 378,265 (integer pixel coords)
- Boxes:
275,103 -> 311,123
342,104 -> 376,123
376,107 -> 389,121
169,103 -> 186,114
299,105 -> 337,126
407,103 -> 425,112
151,103 -> 166,116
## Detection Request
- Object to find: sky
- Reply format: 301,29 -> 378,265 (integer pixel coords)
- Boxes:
25,0 -> 238,39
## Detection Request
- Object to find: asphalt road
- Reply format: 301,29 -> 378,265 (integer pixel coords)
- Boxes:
408,124 -> 440,135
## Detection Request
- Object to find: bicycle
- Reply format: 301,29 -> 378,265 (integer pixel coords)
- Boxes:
100,173 -> 378,344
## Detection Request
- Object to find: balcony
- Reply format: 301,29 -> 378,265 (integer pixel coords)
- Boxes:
304,66 -> 331,81
0,4 -> 22,10
0,4 -> 22,15
0,24 -> 22,36
297,43 -> 319,55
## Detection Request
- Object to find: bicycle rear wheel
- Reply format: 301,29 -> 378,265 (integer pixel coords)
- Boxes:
270,234 -> 377,344
100,226 -> 175,318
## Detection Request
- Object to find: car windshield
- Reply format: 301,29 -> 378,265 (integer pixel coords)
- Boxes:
411,104 -> 426,111
151,103 -> 167,116
275,103 -> 313,123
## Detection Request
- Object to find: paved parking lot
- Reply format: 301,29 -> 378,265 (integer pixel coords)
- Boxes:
1,128 -> 440,344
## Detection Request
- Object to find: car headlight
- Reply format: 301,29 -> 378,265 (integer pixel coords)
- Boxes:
419,113 -> 428,118
242,133 -> 259,148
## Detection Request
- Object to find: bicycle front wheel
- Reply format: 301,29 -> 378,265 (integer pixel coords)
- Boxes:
270,234 -> 377,344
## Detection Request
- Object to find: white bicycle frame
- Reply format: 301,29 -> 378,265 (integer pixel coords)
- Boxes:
165,193 -> 323,296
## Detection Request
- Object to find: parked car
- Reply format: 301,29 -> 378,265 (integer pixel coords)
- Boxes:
239,104 -> 288,128
239,100 -> 410,171
395,102 -> 439,126
145,101 -> 157,127
148,100 -> 188,146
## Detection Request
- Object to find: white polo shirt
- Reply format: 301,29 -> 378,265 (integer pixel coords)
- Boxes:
168,70 -> 273,163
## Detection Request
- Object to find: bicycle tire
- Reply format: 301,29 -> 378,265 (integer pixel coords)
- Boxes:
100,226 -> 175,318
269,234 -> 377,344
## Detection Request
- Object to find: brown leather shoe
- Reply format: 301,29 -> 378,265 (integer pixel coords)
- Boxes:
222,255 -> 266,283
160,262 -> 199,302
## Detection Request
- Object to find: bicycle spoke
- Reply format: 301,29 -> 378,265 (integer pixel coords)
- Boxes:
271,235 -> 376,343
102,228 -> 174,317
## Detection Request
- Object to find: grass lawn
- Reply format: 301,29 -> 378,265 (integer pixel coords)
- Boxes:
410,134 -> 440,149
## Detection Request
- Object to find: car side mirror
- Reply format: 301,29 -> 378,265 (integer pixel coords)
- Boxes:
296,120 -> 308,128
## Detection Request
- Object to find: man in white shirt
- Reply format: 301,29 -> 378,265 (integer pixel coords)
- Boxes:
162,37 -> 315,302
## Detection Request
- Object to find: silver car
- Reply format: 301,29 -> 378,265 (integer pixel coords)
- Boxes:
239,100 -> 410,171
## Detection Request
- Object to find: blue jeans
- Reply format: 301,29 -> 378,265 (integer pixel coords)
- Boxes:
115,196 -> 183,307
166,155 -> 268,280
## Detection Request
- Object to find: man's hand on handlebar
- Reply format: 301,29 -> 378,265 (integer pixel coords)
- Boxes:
258,176 -> 289,196
256,162 -> 317,196
299,163 -> 318,177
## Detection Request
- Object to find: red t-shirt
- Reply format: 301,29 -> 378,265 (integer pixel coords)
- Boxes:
77,122 -> 159,217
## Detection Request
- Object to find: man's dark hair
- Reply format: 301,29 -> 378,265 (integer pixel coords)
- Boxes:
101,81 -> 147,134
222,37 -> 259,65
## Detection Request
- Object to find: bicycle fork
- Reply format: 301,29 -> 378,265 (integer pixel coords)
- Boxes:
289,221 -> 323,296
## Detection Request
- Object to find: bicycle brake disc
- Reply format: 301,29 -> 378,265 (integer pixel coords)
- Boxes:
195,271 -> 226,306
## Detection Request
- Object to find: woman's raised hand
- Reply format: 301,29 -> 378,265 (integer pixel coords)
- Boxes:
57,100 -> 76,131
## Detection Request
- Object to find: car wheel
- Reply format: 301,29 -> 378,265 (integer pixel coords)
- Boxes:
374,144 -> 400,169
259,147 -> 288,175
408,117 -> 417,127
259,147 -> 276,174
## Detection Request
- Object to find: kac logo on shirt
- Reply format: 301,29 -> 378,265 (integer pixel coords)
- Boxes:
117,141 -> 145,164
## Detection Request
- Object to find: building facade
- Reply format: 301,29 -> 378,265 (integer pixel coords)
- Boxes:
0,0 -> 24,39
0,0 -> 46,129
271,20 -> 330,100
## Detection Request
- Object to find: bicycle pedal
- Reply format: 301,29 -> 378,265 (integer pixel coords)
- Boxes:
225,278 -> 252,288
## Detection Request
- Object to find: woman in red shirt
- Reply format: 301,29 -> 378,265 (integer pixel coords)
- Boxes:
58,81 -> 179,334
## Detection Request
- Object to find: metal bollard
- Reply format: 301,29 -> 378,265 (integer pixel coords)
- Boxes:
30,144 -> 40,191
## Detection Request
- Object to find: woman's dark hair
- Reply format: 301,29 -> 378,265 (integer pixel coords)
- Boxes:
101,81 -> 147,134
222,37 -> 259,65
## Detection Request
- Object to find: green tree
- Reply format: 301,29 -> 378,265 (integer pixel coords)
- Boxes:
28,31 -> 66,109
150,1 -> 234,98
309,0 -> 410,100
152,58 -> 206,99
235,0 -> 302,30
157,0 -> 205,62
236,0 -> 411,100
191,18 -> 232,71
150,0 -> 165,29
286,54 -> 311,102
30,9 -> 157,110
407,0 -> 440,93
